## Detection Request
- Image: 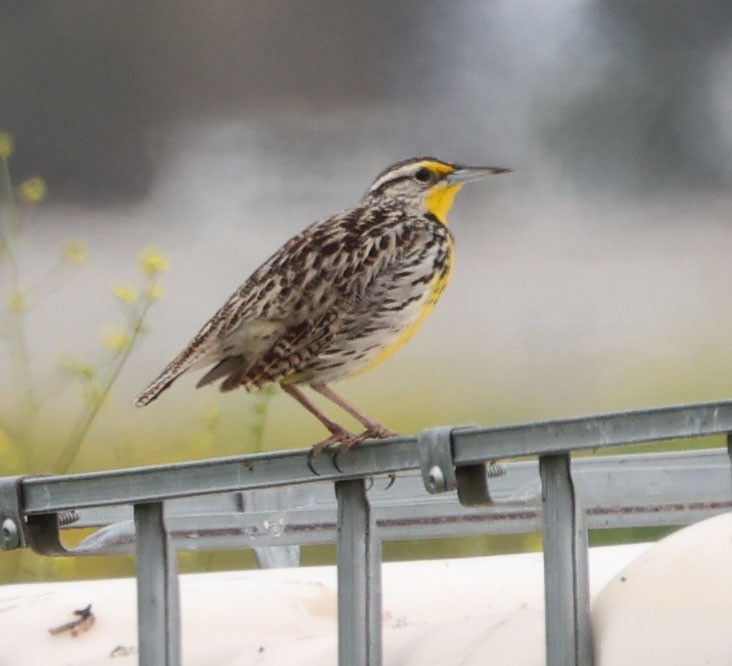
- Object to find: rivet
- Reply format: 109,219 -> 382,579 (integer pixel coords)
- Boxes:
1,518 -> 19,550
427,465 -> 446,492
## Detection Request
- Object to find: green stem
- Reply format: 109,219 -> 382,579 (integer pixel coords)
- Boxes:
0,156 -> 38,453
0,157 -> 33,575
55,294 -> 154,473
7,311 -> 37,434
0,158 -> 20,268
26,260 -> 77,307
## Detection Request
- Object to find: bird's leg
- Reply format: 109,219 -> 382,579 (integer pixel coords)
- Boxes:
281,385 -> 364,468
310,383 -> 399,476
310,383 -> 398,440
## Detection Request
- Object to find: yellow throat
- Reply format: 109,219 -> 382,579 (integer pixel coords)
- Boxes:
425,182 -> 463,224
418,160 -> 464,223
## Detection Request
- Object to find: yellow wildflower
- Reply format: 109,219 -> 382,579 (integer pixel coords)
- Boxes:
138,247 -> 170,277
17,177 -> 47,204
7,288 -> 27,314
112,284 -> 138,304
59,355 -> 97,381
0,132 -> 13,160
101,326 -> 132,352
77,364 -> 97,381
62,240 -> 89,266
144,282 -> 165,302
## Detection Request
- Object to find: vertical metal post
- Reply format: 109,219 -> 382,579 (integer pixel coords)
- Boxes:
539,454 -> 592,666
335,478 -> 382,666
241,487 -> 300,568
134,502 -> 181,666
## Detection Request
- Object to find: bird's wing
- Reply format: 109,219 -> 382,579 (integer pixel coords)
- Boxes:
134,214 -> 443,406
237,217 -> 449,386
134,224 -> 343,406
336,220 -> 448,312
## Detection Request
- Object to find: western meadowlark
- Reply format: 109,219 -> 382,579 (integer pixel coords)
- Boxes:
135,156 -> 509,462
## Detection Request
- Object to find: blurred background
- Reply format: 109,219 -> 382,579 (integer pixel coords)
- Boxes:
2,0 -> 732,579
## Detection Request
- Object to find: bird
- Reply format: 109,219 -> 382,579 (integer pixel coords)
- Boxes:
135,156 -> 510,463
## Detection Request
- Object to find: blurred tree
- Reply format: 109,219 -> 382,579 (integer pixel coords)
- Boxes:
0,0 -> 424,204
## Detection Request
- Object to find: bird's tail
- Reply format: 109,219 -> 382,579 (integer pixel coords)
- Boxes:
134,370 -> 179,407
134,347 -> 204,407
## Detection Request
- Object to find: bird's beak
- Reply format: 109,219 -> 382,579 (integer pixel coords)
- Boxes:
445,165 -> 511,185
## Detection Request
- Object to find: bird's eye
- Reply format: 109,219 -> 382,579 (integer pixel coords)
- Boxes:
414,167 -> 432,183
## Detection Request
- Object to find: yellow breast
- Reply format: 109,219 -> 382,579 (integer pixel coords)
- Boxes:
353,243 -> 454,377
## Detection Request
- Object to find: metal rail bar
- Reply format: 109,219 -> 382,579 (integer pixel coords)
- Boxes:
457,399 -> 732,462
67,448 -> 732,556
134,503 -> 181,666
20,398 -> 732,514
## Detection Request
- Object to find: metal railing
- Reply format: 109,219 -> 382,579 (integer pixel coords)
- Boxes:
2,399 -> 732,665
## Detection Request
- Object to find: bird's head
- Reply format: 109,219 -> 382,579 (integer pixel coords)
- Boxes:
362,156 -> 510,224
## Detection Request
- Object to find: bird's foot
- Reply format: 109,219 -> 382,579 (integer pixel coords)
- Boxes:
305,424 -> 399,475
331,425 -> 400,478
330,431 -> 369,472
307,427 -> 365,475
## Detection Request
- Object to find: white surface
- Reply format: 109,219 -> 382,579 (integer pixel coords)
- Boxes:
5,514 -> 727,665
594,512 -> 732,665
0,544 -> 648,665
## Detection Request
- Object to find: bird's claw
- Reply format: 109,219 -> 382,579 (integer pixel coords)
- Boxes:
330,432 -> 368,472
307,429 -> 365,475
306,437 -> 337,475
306,447 -> 322,475
306,425 -> 398,475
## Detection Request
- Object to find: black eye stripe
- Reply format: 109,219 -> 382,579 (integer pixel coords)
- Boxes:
414,167 -> 432,182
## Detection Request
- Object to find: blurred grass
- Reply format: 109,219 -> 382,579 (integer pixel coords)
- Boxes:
3,291 -> 730,583
4,314 -> 732,583
2,363 -> 728,584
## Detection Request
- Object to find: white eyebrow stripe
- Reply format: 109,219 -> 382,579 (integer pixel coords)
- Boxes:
367,162 -> 425,193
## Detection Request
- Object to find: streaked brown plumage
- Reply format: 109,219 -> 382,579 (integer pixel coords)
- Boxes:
135,156 -> 509,458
